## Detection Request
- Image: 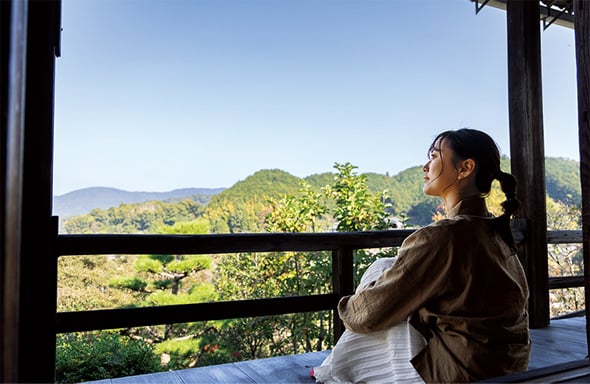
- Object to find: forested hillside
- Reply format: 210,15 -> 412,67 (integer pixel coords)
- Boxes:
545,157 -> 581,205
62,157 -> 581,234
204,169 -> 302,233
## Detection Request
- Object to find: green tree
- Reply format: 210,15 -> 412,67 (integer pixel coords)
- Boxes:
265,181 -> 329,232
324,162 -> 390,232
214,162 -> 397,362
110,219 -> 218,368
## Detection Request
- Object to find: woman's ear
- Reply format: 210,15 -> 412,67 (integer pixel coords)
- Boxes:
457,158 -> 476,180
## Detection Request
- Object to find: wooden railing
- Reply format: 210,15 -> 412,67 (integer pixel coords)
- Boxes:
54,229 -> 414,340
546,230 -> 584,289
54,226 -> 584,339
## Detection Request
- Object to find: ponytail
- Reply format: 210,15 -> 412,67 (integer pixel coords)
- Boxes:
492,170 -> 520,253
430,129 -> 521,252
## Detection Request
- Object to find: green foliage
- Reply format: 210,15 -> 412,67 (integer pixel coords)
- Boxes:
204,169 -> 302,233
55,332 -> 162,383
58,255 -> 146,311
545,157 -> 581,205
304,172 -> 336,189
155,220 -> 210,234
108,276 -> 148,292
324,162 -> 390,231
146,283 -> 216,306
63,198 -> 205,234
265,181 -> 329,232
136,256 -> 165,273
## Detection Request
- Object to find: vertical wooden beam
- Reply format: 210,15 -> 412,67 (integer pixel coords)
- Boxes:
332,247 -> 354,342
506,0 -> 549,328
573,0 -> 590,358
17,0 -> 60,382
1,0 -> 28,382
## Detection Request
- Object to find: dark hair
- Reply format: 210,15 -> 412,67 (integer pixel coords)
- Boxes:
429,128 -> 520,252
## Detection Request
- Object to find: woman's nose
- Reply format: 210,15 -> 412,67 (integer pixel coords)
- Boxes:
423,161 -> 430,172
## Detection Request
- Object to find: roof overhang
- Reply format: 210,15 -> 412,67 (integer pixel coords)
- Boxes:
472,0 -> 574,29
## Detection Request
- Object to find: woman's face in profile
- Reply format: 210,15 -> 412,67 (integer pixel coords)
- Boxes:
422,139 -> 458,197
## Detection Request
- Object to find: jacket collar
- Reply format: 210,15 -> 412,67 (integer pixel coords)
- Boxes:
447,196 -> 490,218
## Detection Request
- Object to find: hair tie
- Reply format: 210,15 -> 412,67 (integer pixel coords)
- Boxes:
493,168 -> 502,178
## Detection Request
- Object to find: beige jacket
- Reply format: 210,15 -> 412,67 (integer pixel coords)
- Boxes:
338,197 -> 531,383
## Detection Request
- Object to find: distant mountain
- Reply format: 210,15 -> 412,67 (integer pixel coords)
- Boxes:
53,187 -> 226,218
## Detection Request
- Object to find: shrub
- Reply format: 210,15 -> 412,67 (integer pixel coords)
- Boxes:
55,332 -> 162,383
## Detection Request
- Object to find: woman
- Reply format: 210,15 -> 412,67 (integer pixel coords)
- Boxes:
312,129 -> 531,383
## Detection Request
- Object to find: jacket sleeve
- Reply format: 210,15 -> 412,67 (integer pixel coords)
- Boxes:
338,224 -> 454,333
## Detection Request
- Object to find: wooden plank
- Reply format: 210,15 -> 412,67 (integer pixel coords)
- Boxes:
547,230 -> 583,244
107,371 -> 184,384
549,276 -> 584,289
233,351 -> 328,383
506,0 -> 549,329
175,351 -> 329,384
56,294 -> 337,333
176,364 -> 257,384
56,230 -> 414,256
481,359 -> 590,383
84,380 -> 112,384
528,322 -> 587,369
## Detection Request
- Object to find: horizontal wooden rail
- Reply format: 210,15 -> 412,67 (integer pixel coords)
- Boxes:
56,294 -> 338,333
549,276 -> 585,290
55,230 -> 414,256
547,230 -> 583,244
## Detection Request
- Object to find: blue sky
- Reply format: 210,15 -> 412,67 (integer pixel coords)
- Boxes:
53,0 -> 579,196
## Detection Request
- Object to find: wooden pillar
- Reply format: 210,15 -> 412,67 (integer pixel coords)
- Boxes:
17,0 -> 60,382
573,0 -> 590,358
506,0 -> 549,328
1,0 -> 28,382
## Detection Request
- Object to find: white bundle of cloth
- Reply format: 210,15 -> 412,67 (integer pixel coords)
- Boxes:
313,258 -> 427,384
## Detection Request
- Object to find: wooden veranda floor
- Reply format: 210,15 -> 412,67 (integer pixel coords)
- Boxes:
84,316 -> 588,384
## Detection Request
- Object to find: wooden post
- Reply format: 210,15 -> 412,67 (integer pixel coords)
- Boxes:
573,0 -> 590,358
1,0 -> 28,382
332,247 -> 354,342
16,0 -> 60,382
506,0 -> 549,328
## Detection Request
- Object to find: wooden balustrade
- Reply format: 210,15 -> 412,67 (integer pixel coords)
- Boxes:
54,227 -> 584,340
